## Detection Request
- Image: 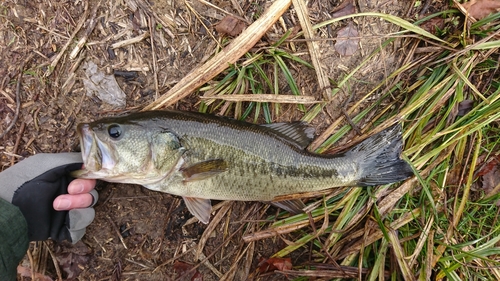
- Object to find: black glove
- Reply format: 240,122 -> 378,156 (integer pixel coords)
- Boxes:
0,153 -> 97,242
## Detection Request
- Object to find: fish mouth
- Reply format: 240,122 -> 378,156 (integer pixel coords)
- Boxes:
74,123 -> 116,178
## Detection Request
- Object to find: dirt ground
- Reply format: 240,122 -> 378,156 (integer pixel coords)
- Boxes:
0,0 -> 436,280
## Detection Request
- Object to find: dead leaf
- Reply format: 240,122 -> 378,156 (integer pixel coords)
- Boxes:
216,16 -> 247,37
446,99 -> 474,126
334,23 -> 359,56
460,0 -> 500,20
258,257 -> 293,273
173,261 -> 203,281
54,241 -> 92,279
457,100 -> 474,116
475,154 -> 500,178
481,162 -> 500,197
111,260 -> 122,281
17,266 -> 54,281
57,252 -> 90,279
331,0 -> 356,18
420,17 -> 445,34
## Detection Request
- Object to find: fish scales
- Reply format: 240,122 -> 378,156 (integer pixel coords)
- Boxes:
74,110 -> 413,223
118,111 -> 352,200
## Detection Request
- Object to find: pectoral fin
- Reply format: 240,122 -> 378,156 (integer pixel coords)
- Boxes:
182,197 -> 212,224
181,159 -> 228,182
270,199 -> 306,214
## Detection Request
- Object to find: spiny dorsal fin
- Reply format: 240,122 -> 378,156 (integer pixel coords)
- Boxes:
260,122 -> 315,150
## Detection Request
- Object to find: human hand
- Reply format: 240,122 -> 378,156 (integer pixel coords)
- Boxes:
0,153 -> 98,243
53,178 -> 97,211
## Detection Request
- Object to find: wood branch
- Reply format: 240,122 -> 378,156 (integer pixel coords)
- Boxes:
69,0 -> 102,59
142,0 -> 292,110
199,94 -> 321,104
44,1 -> 90,77
292,0 -> 332,101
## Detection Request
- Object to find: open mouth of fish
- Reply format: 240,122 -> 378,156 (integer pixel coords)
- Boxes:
76,123 -> 116,175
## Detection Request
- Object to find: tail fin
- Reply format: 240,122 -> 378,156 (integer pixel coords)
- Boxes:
346,124 -> 413,186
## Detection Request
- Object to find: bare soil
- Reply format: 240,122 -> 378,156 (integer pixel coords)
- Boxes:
0,0 -> 421,280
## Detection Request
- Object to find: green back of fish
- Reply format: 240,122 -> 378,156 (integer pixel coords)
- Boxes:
112,111 -> 357,201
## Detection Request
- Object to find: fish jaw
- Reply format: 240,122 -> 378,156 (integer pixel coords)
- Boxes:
75,123 -> 117,179
78,123 -> 99,171
74,121 -> 185,185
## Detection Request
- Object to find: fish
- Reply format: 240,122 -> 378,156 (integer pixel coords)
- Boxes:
73,110 -> 413,223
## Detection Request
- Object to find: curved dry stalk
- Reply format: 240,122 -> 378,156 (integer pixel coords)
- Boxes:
142,0 -> 292,110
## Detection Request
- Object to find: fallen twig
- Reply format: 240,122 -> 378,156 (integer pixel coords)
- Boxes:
199,94 -> 321,104
292,0 -> 331,101
142,0 -> 293,110
45,1 -> 89,77
69,0 -> 102,60
44,241 -> 63,281
106,215 -> 128,249
148,15 -> 159,99
111,31 -> 150,49
10,121 -> 25,166
0,65 -> 24,139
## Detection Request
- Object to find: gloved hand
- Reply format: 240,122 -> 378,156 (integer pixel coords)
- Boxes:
0,153 -> 98,243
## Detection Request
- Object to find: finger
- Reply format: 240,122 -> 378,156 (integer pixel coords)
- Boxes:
67,179 -> 96,194
53,193 -> 94,210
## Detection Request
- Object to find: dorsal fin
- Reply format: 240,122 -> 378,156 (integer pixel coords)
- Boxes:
260,122 -> 315,150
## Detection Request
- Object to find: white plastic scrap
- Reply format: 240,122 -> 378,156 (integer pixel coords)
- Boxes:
82,61 -> 126,108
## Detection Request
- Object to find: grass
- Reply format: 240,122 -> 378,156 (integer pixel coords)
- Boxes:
197,30 -> 313,123
196,6 -> 500,281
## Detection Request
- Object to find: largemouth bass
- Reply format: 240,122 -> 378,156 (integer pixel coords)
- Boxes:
73,110 -> 413,223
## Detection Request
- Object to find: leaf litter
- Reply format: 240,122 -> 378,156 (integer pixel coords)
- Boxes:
461,0 -> 500,20
258,257 -> 293,273
3,0 -> 486,280
334,22 -> 360,56
331,0 -> 356,18
174,261 -> 203,281
216,15 -> 247,37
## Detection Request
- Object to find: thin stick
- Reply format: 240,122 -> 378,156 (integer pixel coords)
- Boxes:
26,247 -> 35,281
292,0 -> 331,101
106,215 -> 128,249
199,94 -> 320,104
10,121 -> 25,166
142,0 -> 292,110
197,0 -> 249,23
45,1 -> 90,76
0,89 -> 15,104
184,0 -> 221,48
0,67 -> 23,139
69,0 -> 102,59
148,15 -> 159,99
178,220 -> 247,280
133,0 -> 175,38
44,241 -> 63,281
111,31 -> 150,49
152,247 -> 195,272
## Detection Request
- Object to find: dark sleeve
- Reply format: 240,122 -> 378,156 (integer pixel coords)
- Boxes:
0,197 -> 29,281
11,163 -> 82,241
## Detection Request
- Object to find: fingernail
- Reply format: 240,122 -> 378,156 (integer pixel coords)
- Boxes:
69,182 -> 85,194
76,182 -> 85,193
56,198 -> 72,210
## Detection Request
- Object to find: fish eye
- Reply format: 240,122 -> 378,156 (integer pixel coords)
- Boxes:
107,124 -> 122,139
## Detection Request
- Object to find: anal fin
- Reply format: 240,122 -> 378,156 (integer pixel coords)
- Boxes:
183,197 -> 212,224
270,199 -> 306,214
